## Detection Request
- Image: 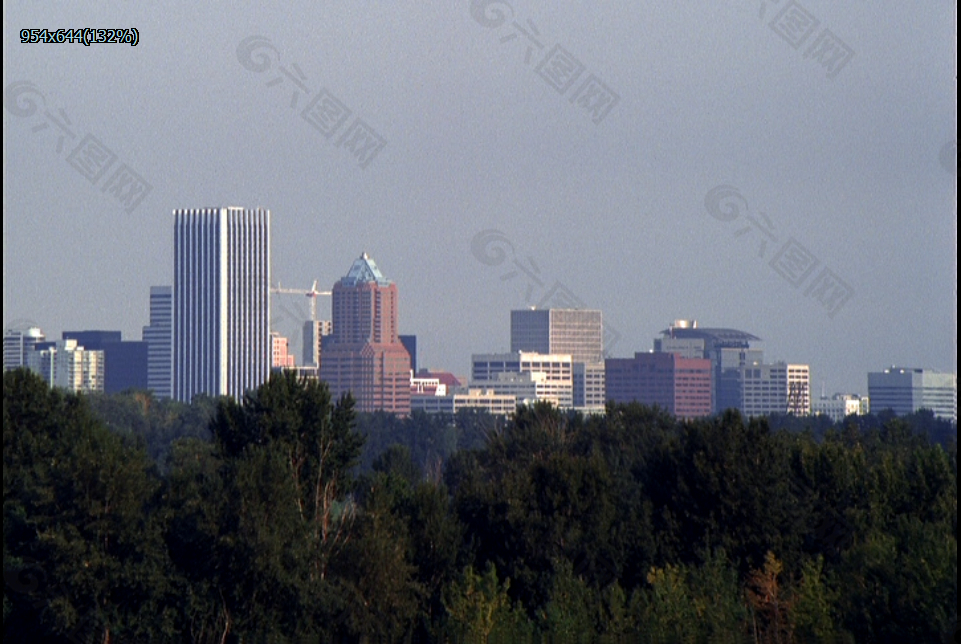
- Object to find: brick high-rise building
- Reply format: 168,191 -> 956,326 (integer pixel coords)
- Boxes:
605,351 -> 712,418
320,253 -> 411,414
271,332 -> 296,369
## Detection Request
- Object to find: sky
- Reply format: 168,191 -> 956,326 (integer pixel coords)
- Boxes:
3,1 -> 957,396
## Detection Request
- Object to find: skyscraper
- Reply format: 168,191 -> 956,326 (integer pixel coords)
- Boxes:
271,332 -> 295,369
511,308 -> 605,410
320,253 -> 411,414
399,335 -> 417,373
173,207 -> 271,402
143,286 -> 172,398
511,309 -> 603,363
302,319 -> 332,368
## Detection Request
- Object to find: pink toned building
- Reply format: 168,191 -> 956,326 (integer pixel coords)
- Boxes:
271,332 -> 296,369
319,253 -> 411,415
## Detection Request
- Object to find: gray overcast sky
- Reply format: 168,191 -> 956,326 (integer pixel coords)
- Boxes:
3,1 -> 957,396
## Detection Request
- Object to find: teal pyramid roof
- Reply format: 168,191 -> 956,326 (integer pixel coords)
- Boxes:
340,252 -> 392,287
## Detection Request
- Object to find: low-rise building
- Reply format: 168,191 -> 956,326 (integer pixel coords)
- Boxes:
812,393 -> 869,422
471,351 -> 573,409
868,367 -> 956,422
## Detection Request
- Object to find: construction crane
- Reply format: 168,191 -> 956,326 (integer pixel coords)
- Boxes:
271,280 -> 331,322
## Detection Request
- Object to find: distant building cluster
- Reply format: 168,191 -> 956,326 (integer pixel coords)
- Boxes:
603,321 -> 812,419
4,207 -> 956,425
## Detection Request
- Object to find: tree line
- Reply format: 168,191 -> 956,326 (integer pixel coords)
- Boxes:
4,368 -> 957,642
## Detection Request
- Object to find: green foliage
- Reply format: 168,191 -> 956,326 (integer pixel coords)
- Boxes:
165,370 -> 365,641
5,375 -> 956,642
792,556 -> 842,643
372,443 -> 422,486
685,548 -> 750,642
85,389 -> 216,472
646,411 -> 799,574
403,480 -> 464,627
442,562 -> 531,643
333,475 -> 424,641
4,368 -> 173,642
538,559 -> 598,641
637,563 -> 701,643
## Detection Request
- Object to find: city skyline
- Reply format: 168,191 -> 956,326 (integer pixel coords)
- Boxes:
3,1 -> 956,397
5,279 -> 957,402
5,303 -> 958,421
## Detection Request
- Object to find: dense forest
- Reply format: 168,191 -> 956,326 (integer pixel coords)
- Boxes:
4,368 -> 957,643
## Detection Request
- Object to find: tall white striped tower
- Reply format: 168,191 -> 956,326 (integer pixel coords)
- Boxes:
173,207 -> 271,402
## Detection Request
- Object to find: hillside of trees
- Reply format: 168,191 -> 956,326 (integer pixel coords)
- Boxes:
4,368 -> 957,642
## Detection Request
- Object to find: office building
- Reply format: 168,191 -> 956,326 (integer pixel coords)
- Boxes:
511,308 -> 604,411
26,339 -> 104,393
173,207 -> 271,402
302,319 -> 332,368
740,362 -> 811,417
142,286 -> 172,399
319,253 -> 411,414
511,309 -> 604,363
3,326 -> 46,371
655,320 -> 763,413
471,351 -> 573,408
605,351 -> 712,418
411,388 -> 518,415
271,332 -> 295,369
61,330 -> 122,348
469,371 -> 563,408
101,341 -> 148,393
411,372 -> 448,397
414,369 -> 464,391
868,367 -> 957,422
573,362 -> 606,412
61,331 -> 148,394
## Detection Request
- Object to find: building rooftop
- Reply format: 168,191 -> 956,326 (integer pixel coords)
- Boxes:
339,252 -> 392,287
659,326 -> 761,345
